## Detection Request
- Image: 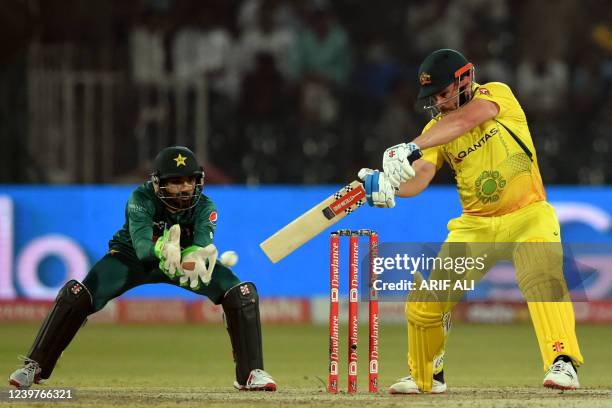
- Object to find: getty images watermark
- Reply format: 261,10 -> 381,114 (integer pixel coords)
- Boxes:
370,252 -> 486,292
0,388 -> 76,401
360,241 -> 599,302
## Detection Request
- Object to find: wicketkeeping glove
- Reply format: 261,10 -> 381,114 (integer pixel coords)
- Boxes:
154,224 -> 182,278
382,142 -> 422,188
179,244 -> 218,289
358,168 -> 396,208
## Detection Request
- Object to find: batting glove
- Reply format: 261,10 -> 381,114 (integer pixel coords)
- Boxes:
154,224 -> 182,278
358,168 -> 396,208
180,244 -> 218,289
382,142 -> 421,188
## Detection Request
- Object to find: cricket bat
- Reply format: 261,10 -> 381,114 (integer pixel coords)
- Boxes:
260,180 -> 366,263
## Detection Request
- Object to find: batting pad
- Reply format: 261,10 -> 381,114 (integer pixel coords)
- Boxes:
514,240 -> 567,302
406,300 -> 446,392
433,312 -> 452,375
527,301 -> 584,370
514,240 -> 583,369
29,280 -> 93,379
222,282 -> 264,385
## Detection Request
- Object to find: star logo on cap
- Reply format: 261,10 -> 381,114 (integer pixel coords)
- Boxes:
173,153 -> 187,167
420,72 -> 432,86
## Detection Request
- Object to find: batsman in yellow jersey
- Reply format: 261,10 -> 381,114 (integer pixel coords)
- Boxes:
358,49 -> 583,393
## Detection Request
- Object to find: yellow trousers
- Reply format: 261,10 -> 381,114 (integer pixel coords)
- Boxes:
406,201 -> 584,392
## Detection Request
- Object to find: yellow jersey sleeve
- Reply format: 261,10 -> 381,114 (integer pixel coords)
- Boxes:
426,82 -> 547,216
419,119 -> 445,170
473,82 -> 525,125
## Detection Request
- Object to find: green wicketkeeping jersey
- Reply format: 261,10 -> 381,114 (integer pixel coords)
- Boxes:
109,181 -> 217,261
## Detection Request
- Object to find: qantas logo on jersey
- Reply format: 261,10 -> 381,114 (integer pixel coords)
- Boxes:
454,126 -> 499,162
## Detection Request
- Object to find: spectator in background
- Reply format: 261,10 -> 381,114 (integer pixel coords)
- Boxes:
353,36 -> 404,106
572,6 -> 612,185
572,50 -> 607,119
238,0 -> 305,34
130,7 -> 170,170
170,4 -> 238,183
403,0 -> 468,58
239,52 -> 295,184
130,8 -> 167,84
467,42 -> 514,86
592,23 -> 612,56
376,77 -> 418,151
290,1 -> 351,87
516,55 -> 569,119
404,0 -> 511,62
240,52 -> 288,121
290,1 -> 351,124
461,0 -> 513,86
517,0 -> 578,63
171,6 -> 232,86
589,15 -> 612,116
514,0 -> 577,120
237,0 -> 295,80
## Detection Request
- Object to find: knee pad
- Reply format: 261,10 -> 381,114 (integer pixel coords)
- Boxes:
514,240 -> 568,302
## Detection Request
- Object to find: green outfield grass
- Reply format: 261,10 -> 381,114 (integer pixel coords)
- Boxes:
1,323 -> 611,407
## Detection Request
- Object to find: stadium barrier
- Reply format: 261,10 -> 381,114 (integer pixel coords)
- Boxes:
2,299 -> 612,324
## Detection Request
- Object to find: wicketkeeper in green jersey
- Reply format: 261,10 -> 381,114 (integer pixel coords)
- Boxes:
8,146 -> 277,391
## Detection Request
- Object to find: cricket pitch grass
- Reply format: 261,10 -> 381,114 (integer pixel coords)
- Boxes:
1,323 -> 611,407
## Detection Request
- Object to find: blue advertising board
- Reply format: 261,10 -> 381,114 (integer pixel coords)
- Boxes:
1,185 -> 611,300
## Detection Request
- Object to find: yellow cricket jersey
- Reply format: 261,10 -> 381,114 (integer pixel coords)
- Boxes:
420,82 -> 546,216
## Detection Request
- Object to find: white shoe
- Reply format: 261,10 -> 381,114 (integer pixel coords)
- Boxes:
234,369 -> 277,391
389,374 -> 447,394
543,360 -> 579,390
8,358 -> 43,389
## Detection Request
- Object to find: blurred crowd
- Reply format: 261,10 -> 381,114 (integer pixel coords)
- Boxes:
0,0 -> 610,184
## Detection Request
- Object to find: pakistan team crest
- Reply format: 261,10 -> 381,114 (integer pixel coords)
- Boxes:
475,171 -> 506,204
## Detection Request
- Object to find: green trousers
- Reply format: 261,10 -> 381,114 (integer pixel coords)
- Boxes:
83,250 -> 241,313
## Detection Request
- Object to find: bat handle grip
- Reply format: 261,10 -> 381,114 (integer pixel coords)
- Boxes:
407,148 -> 422,164
391,148 -> 422,192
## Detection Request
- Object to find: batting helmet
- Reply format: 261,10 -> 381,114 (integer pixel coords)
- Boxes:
417,49 -> 472,99
417,49 -> 475,118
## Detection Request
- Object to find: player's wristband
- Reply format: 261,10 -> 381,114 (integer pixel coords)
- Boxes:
363,171 -> 380,207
